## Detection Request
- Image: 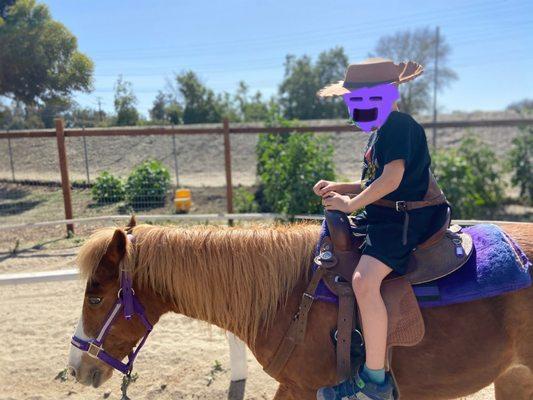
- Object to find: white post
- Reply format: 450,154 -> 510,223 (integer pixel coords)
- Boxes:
226,332 -> 248,381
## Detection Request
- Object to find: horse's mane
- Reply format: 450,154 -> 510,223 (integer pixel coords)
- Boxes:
77,223 -> 320,343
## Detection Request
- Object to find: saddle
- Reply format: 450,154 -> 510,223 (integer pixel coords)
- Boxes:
264,209 -> 474,390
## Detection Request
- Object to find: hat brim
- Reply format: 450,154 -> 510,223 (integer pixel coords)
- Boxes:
317,60 -> 424,98
317,81 -> 351,98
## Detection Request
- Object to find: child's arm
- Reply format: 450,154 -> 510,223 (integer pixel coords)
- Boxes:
313,180 -> 363,197
323,160 -> 405,213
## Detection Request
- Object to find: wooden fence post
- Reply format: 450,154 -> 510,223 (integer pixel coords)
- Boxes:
55,118 -> 74,234
223,118 -> 234,224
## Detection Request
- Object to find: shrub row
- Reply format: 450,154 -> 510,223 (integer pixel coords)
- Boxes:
91,160 -> 170,209
249,124 -> 531,218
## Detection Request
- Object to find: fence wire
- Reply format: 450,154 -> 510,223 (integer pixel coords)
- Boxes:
0,136 -> 66,228
0,118 -> 528,233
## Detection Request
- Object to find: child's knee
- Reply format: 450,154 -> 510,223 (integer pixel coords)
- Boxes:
352,271 -> 380,299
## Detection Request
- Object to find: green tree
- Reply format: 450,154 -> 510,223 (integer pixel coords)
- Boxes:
149,90 -> 183,124
38,96 -> 72,128
234,81 -> 270,121
0,0 -> 93,104
433,136 -> 504,219
279,47 -> 348,120
216,91 -> 240,121
150,91 -> 167,122
507,127 -> 532,204
0,0 -> 16,18
0,100 -> 43,129
114,76 -> 139,126
371,27 -> 457,114
64,105 -> 108,128
507,98 -> 533,114
175,71 -> 221,124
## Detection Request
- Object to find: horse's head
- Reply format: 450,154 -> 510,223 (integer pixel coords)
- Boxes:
68,217 -> 164,387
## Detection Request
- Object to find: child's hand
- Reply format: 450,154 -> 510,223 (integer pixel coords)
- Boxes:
313,180 -> 336,197
322,192 -> 353,213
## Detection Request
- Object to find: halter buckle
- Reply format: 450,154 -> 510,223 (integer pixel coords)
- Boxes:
87,342 -> 102,358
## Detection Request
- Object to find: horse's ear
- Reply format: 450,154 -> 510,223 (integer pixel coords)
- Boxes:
97,229 -> 127,281
126,215 -> 137,230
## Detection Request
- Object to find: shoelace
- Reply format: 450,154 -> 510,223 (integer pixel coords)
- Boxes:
334,378 -> 359,398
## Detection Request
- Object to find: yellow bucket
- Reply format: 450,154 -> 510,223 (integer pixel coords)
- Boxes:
174,188 -> 192,213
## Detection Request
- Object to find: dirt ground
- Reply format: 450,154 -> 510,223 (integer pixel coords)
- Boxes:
0,243 -> 496,400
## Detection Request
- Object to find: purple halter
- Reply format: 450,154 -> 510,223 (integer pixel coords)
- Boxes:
71,234 -> 153,375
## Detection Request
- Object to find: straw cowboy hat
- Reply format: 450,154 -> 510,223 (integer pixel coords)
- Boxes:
317,57 -> 424,97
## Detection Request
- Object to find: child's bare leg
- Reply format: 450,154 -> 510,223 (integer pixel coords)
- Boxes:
352,255 -> 392,371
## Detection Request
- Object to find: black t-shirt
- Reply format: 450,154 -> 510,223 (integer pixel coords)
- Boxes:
361,111 -> 431,202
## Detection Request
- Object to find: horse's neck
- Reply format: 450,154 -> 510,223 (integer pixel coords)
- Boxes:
157,225 -> 320,345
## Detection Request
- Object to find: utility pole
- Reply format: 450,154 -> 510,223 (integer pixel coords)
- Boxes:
432,26 -> 440,149
96,97 -> 103,123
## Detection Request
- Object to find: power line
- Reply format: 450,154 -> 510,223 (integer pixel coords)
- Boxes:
86,0 -> 519,58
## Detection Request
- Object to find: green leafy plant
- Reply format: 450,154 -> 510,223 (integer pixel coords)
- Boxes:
54,368 -> 68,382
91,171 -> 125,204
507,127 -> 532,205
234,186 -> 259,213
206,360 -> 224,386
125,160 -> 170,209
432,136 -> 504,219
256,123 -> 335,215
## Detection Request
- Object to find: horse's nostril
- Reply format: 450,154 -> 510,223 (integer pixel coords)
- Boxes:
68,366 -> 76,378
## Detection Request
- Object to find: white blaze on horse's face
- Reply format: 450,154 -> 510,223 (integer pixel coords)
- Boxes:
68,317 -> 90,372
68,311 -> 114,388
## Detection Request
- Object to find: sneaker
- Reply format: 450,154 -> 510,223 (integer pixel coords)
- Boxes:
316,370 -> 394,400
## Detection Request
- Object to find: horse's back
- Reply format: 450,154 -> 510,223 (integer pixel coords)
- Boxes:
501,222 -> 533,259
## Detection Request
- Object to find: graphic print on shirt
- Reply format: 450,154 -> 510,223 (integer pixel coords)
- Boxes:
361,133 -> 379,189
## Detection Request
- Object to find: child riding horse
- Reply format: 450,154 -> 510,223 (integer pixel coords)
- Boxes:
314,58 -> 449,400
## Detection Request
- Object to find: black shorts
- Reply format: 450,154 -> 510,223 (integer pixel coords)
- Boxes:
357,204 -> 449,274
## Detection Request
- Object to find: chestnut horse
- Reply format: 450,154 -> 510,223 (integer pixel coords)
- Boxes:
68,220 -> 533,399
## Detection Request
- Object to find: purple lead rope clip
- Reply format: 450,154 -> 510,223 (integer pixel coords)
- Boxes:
453,237 -> 465,257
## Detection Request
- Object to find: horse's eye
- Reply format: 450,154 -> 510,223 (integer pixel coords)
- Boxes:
88,297 -> 102,305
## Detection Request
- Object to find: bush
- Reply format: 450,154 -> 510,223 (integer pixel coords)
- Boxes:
507,127 -> 532,205
256,126 -> 335,215
432,136 -> 504,219
91,172 -> 125,204
234,186 -> 259,213
125,160 -> 171,209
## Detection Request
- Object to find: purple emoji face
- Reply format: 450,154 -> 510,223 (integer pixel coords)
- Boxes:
342,83 -> 400,132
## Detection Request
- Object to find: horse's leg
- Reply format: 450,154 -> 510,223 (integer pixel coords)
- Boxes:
494,365 -> 533,400
273,384 -> 316,400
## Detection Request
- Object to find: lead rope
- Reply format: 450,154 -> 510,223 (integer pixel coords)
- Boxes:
120,371 -> 137,400
121,230 -> 137,400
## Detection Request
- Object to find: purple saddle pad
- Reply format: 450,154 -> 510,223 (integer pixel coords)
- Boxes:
312,223 -> 532,308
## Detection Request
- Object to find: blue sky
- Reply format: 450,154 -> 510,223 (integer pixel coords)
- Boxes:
43,0 -> 532,116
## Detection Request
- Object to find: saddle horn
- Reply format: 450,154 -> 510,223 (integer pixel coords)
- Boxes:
324,210 -> 355,252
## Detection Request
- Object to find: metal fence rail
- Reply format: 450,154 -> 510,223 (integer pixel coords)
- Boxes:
1,117 -> 532,233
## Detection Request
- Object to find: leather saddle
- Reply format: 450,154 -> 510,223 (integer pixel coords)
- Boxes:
315,209 -> 474,382
263,209 -> 474,388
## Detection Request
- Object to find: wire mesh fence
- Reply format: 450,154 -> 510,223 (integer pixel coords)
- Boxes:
0,115 -> 531,237
64,132 -> 229,218
0,134 -> 67,228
